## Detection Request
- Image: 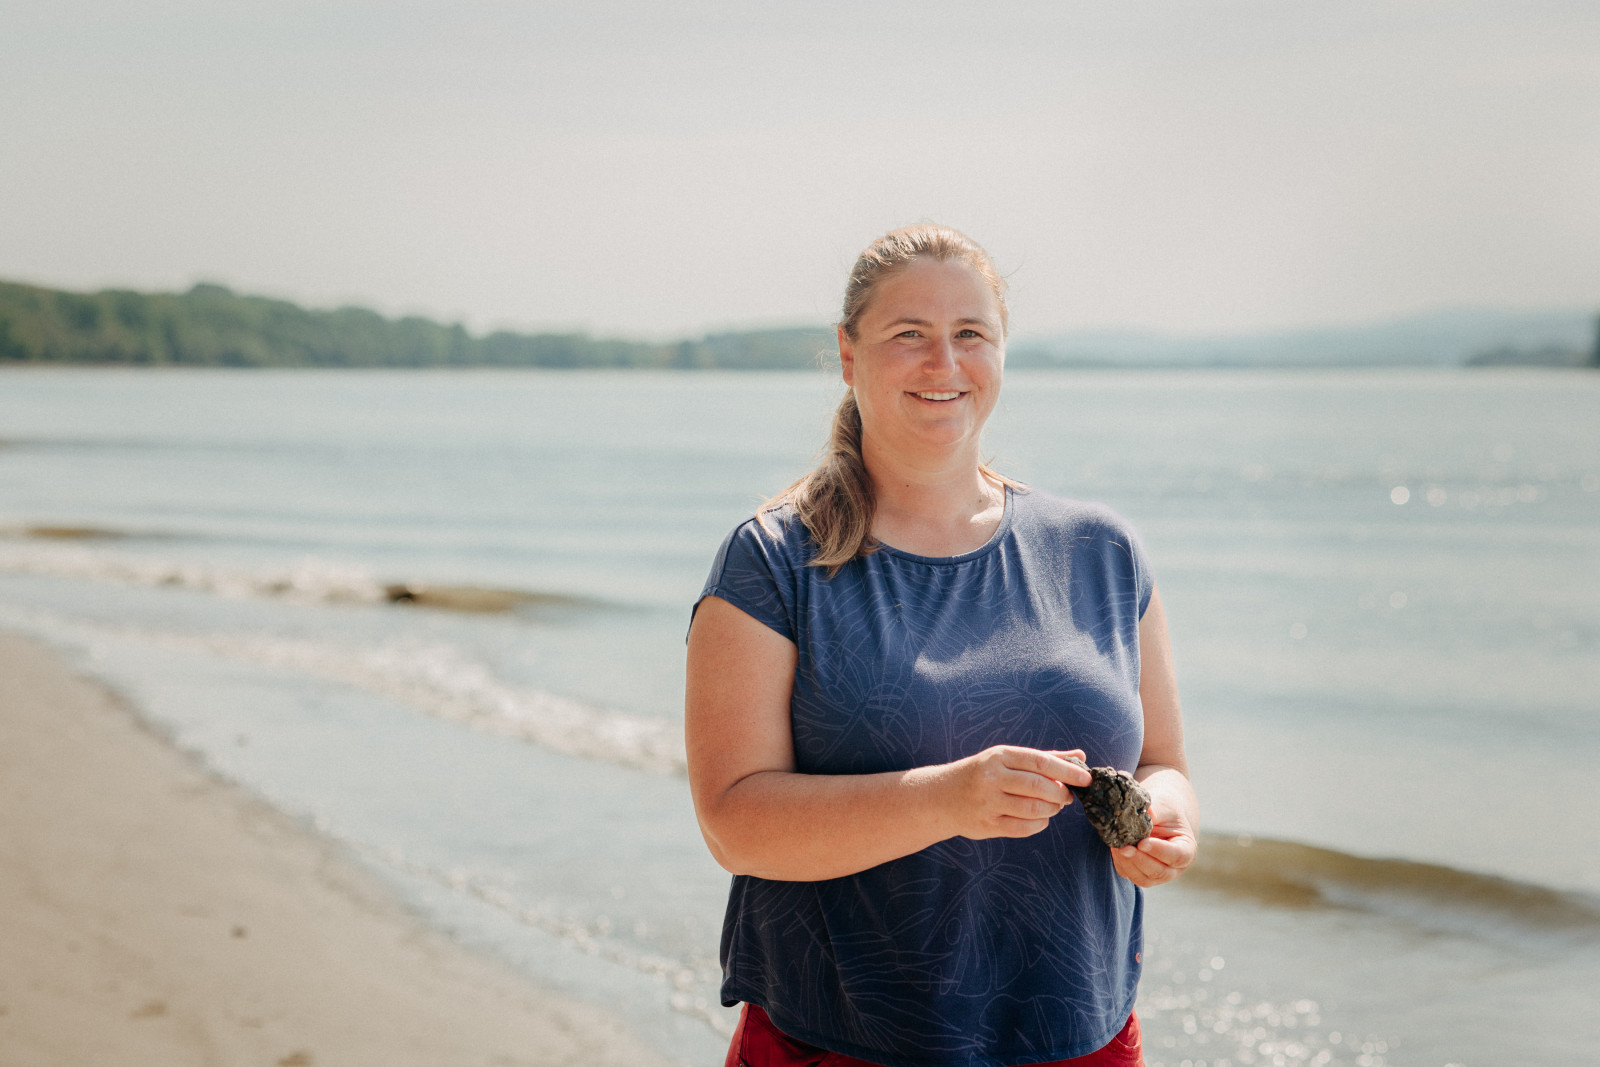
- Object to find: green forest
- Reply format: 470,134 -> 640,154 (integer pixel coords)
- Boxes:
0,279 -> 835,370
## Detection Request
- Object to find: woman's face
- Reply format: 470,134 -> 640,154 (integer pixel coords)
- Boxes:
839,257 -> 1005,462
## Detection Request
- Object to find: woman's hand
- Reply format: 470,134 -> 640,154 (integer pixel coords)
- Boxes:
936,746 -> 1092,841
1109,773 -> 1197,887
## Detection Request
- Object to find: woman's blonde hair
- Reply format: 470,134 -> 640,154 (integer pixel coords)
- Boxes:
765,224 -> 1021,573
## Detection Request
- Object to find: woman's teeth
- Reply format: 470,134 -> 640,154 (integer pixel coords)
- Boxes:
915,391 -> 961,401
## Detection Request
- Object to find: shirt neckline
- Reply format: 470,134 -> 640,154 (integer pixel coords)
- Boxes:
872,486 -> 1016,566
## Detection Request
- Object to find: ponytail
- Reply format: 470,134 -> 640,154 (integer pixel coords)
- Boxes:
763,389 -> 876,575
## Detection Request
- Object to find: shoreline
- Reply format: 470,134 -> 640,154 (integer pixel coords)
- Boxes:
0,630 -> 670,1067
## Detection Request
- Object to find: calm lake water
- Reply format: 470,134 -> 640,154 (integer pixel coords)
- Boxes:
1,367 -> 1596,1066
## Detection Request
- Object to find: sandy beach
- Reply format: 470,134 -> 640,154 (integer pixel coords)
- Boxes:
0,631 -> 670,1067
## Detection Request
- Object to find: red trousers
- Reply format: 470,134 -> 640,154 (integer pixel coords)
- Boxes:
725,1003 -> 1145,1067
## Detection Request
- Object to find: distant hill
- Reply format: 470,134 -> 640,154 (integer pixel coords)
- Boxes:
0,279 -> 834,370
1008,307 -> 1599,369
3,278 -> 1593,370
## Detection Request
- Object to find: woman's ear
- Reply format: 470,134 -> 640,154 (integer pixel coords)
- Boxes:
837,325 -> 855,386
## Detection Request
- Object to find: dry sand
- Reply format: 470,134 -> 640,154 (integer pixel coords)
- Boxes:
0,632 -> 672,1067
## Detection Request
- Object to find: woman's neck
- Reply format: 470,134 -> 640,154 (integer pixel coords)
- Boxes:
862,438 -> 1005,557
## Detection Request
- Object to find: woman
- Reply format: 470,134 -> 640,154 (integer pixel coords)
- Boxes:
686,225 -> 1197,1067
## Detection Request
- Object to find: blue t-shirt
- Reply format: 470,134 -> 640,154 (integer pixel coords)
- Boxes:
696,487 -> 1154,1067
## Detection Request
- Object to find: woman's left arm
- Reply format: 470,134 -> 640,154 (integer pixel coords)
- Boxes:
1111,583 -> 1200,888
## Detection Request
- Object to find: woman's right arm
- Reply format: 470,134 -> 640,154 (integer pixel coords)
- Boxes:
685,595 -> 1090,881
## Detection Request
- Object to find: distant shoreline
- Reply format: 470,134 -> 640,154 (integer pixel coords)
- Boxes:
2,277 -> 1594,370
0,278 -> 835,371
2,359 -> 1594,374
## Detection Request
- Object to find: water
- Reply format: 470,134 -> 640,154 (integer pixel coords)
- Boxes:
1,366 -> 1596,1066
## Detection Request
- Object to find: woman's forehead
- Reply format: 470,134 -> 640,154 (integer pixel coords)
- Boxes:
863,259 -> 1002,324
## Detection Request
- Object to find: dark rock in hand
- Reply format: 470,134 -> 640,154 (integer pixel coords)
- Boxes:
1064,757 -> 1152,848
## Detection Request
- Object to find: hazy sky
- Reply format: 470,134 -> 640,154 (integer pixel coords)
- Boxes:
2,1 -> 1597,339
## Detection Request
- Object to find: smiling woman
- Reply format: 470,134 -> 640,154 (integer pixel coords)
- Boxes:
685,225 -> 1197,1067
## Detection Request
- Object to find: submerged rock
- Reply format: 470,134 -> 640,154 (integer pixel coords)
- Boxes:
1064,757 -> 1152,848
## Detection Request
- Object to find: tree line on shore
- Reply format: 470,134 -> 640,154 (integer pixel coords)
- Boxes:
5,276 -> 1595,371
0,279 -> 835,370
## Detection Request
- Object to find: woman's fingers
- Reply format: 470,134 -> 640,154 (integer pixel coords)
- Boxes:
1109,783 -> 1199,885
1111,849 -> 1164,886
1112,841 -> 1182,885
949,746 -> 1092,839
1134,833 -> 1195,870
1113,840 -> 1184,884
997,766 -> 1070,808
1045,750 -> 1094,789
1003,747 -> 1091,792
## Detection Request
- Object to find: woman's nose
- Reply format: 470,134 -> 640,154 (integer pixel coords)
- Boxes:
924,337 -> 957,370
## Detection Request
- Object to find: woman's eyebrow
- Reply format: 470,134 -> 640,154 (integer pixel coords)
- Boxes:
881,316 -> 996,330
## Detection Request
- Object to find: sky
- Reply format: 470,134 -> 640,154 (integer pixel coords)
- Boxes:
2,1 -> 1597,341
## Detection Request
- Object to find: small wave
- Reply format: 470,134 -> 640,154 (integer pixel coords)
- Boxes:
0,435 -> 319,456
2,524 -> 130,540
0,542 -> 391,604
382,583 -> 587,613
190,632 -> 686,775
1187,832 -> 1600,935
0,541 -> 595,614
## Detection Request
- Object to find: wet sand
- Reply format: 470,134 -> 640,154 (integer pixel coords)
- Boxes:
0,631 -> 670,1067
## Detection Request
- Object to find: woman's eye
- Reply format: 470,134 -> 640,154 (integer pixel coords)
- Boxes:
957,329 -> 981,339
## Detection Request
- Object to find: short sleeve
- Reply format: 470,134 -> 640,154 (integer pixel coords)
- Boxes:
1126,521 -> 1155,619
692,514 -> 799,642
1069,499 -> 1154,623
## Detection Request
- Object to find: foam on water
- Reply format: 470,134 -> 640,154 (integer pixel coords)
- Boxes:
111,621 -> 687,774
189,631 -> 686,773
0,539 -> 391,604
0,538 -> 600,615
